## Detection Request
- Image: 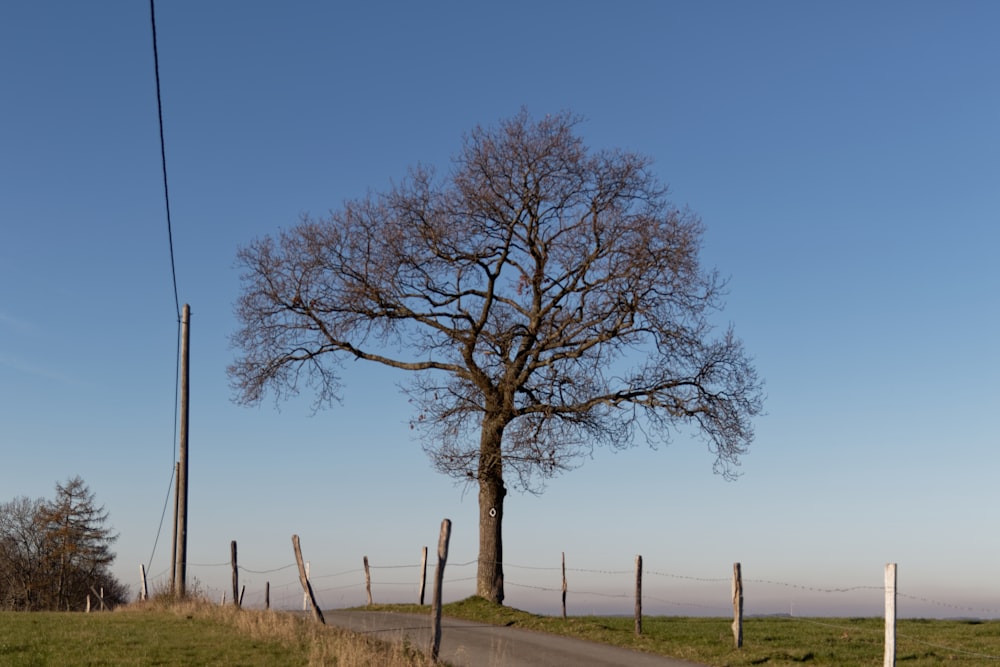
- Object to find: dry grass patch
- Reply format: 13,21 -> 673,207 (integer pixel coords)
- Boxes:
124,597 -> 439,666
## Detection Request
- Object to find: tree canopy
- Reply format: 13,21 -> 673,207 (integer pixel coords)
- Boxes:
230,109 -> 763,603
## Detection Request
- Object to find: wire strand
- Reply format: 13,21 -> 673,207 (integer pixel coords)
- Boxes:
144,0 -> 183,578
145,462 -> 175,574
149,0 -> 179,318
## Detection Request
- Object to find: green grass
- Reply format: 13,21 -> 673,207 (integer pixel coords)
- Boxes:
5,597 -> 1000,666
0,608 -> 290,666
0,599 -> 435,667
366,596 -> 1000,666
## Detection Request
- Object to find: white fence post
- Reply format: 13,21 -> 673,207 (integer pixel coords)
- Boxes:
885,563 -> 897,667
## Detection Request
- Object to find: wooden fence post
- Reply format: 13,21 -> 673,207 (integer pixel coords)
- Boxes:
419,546 -> 428,605
561,551 -> 567,620
88,586 -> 106,612
364,556 -> 373,605
634,555 -> 643,636
231,540 -> 240,608
885,563 -> 897,667
292,535 -> 325,624
732,562 -> 743,648
430,518 -> 452,663
265,581 -> 270,610
303,562 -> 310,611
139,564 -> 148,602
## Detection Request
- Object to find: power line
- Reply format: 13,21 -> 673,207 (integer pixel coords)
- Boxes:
149,0 -> 179,318
145,0 -> 183,576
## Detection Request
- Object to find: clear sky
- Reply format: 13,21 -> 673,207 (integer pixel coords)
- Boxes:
2,1 -> 997,619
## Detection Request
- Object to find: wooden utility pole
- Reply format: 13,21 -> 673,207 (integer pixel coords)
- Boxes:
169,460 -> 178,594
174,304 -> 191,598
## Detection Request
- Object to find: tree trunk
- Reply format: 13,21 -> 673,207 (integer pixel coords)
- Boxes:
477,414 -> 507,604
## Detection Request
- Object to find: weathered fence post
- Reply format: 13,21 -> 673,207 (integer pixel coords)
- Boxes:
88,586 -> 106,612
239,585 -> 246,607
303,562 -> 310,611
364,556 -> 373,605
265,581 -> 270,610
292,535 -> 325,624
231,540 -> 240,608
561,551 -> 567,619
430,518 -> 452,663
139,564 -> 148,601
634,554 -> 643,636
885,563 -> 897,667
419,546 -> 428,605
732,562 -> 743,648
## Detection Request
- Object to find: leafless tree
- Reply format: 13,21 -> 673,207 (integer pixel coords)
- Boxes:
0,479 -> 125,611
0,496 -> 45,610
230,109 -> 763,604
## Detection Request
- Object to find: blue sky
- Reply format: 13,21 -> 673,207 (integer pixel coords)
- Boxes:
2,1 -> 998,618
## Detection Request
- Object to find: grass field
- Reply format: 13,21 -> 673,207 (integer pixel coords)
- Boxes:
378,596 -> 1000,666
0,599 -> 435,667
3,596 -> 1000,666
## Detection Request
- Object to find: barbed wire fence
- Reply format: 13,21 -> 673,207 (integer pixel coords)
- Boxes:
140,541 -> 1000,662
144,556 -> 1000,619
